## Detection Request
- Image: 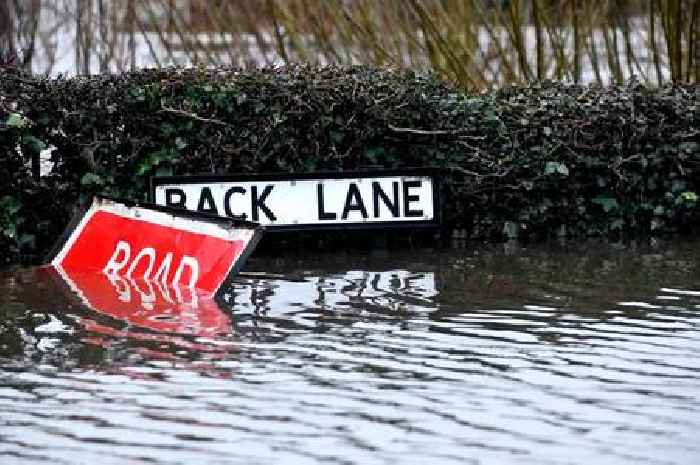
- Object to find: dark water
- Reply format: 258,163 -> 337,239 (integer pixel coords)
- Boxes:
1,239 -> 699,465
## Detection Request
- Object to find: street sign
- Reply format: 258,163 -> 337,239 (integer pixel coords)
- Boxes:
150,169 -> 439,230
46,196 -> 262,296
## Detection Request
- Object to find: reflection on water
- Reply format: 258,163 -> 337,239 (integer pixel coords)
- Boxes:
1,239 -> 699,464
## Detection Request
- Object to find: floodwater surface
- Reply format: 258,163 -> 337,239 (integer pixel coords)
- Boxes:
1,239 -> 699,465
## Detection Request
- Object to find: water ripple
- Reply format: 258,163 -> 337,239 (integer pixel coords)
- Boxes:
1,239 -> 700,464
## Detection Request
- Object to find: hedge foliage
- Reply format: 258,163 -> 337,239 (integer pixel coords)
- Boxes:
1,65 -> 699,267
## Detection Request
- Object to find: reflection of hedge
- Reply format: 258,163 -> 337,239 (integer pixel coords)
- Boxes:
1,65 -> 699,266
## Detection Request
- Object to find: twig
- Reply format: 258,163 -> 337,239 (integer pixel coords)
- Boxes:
388,124 -> 485,140
456,140 -> 480,151
448,165 -> 512,179
159,105 -> 229,126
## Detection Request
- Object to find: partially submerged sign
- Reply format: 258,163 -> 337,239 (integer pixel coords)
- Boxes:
47,197 -> 262,296
151,170 -> 439,229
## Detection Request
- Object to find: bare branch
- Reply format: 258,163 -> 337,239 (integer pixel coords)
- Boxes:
388,124 -> 486,139
159,105 -> 229,126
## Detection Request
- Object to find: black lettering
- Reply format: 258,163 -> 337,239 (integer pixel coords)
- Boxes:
196,187 -> 219,215
341,183 -> 368,220
317,183 -> 337,220
224,186 -> 247,220
403,180 -> 423,218
165,188 -> 186,209
372,181 -> 399,218
251,185 -> 276,221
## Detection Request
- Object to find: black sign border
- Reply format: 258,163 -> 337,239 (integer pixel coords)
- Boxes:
149,168 -> 441,231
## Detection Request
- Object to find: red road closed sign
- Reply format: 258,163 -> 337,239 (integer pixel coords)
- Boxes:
47,197 -> 262,296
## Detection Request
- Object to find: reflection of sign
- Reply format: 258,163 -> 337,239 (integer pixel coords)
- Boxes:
233,270 -> 437,313
43,265 -> 231,340
48,197 -> 262,296
151,170 -> 439,229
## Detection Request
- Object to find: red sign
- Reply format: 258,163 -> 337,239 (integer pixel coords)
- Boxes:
48,197 -> 262,297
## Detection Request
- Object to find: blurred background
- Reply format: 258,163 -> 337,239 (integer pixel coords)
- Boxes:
0,0 -> 697,88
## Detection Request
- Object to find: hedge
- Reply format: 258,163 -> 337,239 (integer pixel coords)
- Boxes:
1,65 -> 699,267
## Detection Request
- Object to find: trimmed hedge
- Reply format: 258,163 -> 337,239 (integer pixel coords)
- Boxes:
1,65 -> 699,267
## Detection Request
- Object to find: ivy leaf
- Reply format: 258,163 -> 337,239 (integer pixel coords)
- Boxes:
2,224 -> 17,239
6,113 -> 28,129
610,219 -> 624,230
503,221 -> 519,239
671,179 -> 687,193
155,165 -> 174,177
175,137 -> 188,150
0,195 -> 21,215
592,196 -> 619,212
544,161 -> 569,176
679,191 -> 698,206
302,158 -> 317,171
18,233 -> 36,249
23,135 -> 47,153
330,130 -> 344,144
137,149 -> 175,175
365,146 -> 385,163
81,172 -> 104,186
679,142 -> 699,154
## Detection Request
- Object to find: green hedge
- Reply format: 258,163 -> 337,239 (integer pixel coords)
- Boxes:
1,65 -> 699,267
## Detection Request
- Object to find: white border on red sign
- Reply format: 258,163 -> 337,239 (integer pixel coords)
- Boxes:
51,197 -> 256,268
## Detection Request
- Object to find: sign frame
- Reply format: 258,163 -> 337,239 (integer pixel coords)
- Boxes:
149,168 -> 441,231
45,195 -> 264,297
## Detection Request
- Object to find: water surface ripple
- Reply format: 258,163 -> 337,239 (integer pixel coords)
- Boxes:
1,240 -> 699,464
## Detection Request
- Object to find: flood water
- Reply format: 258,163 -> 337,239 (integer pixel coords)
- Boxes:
1,239 -> 699,465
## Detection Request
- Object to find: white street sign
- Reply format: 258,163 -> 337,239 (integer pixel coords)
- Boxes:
152,171 -> 438,229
